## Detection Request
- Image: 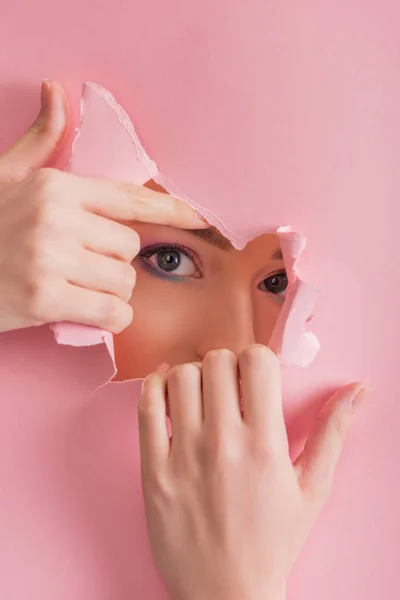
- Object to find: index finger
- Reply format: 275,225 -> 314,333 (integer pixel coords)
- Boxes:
75,174 -> 209,229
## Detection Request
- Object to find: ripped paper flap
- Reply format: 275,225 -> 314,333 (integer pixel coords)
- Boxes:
54,82 -> 320,370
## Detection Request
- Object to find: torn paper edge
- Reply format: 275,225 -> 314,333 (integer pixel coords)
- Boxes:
51,81 -> 320,388
85,83 -> 242,248
270,230 -> 320,366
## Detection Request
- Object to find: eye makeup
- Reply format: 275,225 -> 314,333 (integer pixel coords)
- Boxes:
138,243 -> 203,282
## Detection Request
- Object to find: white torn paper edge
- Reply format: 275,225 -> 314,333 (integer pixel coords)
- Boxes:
50,82 -> 320,380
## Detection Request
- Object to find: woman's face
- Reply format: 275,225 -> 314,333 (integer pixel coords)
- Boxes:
113,209 -> 287,381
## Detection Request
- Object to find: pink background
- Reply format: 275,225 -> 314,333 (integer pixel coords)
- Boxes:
0,1 -> 399,598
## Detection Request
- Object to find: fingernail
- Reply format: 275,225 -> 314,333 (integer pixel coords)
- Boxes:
351,385 -> 372,410
156,362 -> 170,373
41,79 -> 51,110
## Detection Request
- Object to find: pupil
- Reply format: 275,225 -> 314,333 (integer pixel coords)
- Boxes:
264,272 -> 288,294
157,250 -> 181,272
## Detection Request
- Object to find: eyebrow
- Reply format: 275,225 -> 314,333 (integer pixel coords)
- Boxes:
185,228 -> 234,251
185,228 -> 284,260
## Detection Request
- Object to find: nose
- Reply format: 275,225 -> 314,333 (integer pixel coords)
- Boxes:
196,290 -> 256,359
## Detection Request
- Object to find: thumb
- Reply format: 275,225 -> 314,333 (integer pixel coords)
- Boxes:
0,80 -> 70,181
294,382 -> 371,502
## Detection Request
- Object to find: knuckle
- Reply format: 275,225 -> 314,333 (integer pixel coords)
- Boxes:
22,240 -> 58,303
190,361 -> 202,369
33,167 -> 60,192
118,182 -> 140,218
35,199 -> 58,230
101,296 -> 132,333
29,225 -> 59,268
116,302 -> 134,332
142,372 -> 165,395
23,275 -> 42,306
119,263 -> 136,297
25,275 -> 60,321
26,116 -> 61,148
170,196 -> 185,218
138,394 -> 159,420
134,182 -> 147,200
145,472 -> 174,504
29,169 -> 62,224
206,430 -> 242,466
122,303 -> 134,329
249,437 -> 282,467
240,344 -> 279,368
27,108 -> 62,138
26,118 -> 46,138
207,435 -> 228,464
168,362 -> 201,384
127,229 -> 140,258
203,348 -> 237,366
331,412 -> 350,442
321,403 -> 352,444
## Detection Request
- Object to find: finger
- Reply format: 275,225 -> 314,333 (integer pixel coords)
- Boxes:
49,283 -> 133,333
239,345 -> 288,449
202,349 -> 241,429
75,174 -> 208,229
294,382 -> 370,502
65,249 -> 136,302
0,80 -> 69,181
155,363 -> 171,374
167,363 -> 203,439
78,212 -> 140,262
139,373 -> 170,472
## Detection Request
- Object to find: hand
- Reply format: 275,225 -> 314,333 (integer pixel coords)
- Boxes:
0,79 -> 207,334
138,345 -> 369,600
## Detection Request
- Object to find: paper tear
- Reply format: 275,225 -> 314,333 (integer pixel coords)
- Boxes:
267,230 -> 320,366
70,82 -> 236,246
53,82 -> 320,375
49,322 -> 117,387
269,276 -> 321,367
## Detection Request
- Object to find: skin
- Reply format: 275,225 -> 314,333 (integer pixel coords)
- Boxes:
139,351 -> 369,600
113,183 -> 288,379
0,80 -> 369,600
0,81 -> 207,334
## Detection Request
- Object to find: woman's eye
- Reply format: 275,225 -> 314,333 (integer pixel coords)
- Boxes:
142,246 -> 199,278
259,271 -> 288,296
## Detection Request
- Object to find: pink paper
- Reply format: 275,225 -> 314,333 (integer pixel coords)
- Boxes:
59,81 -> 319,369
0,2 -> 398,599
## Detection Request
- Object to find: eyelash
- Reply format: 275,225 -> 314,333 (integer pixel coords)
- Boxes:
138,243 -> 203,279
138,244 -> 288,295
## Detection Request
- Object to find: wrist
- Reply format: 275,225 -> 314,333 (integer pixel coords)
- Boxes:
266,592 -> 286,600
241,581 -> 287,600
185,583 -> 286,600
